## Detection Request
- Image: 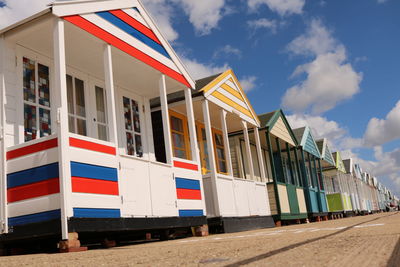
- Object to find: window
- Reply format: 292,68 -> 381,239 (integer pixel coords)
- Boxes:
94,86 -> 108,141
214,132 -> 227,174
123,96 -> 143,157
66,75 -> 87,136
196,124 -> 210,174
23,57 -> 51,142
170,110 -> 190,160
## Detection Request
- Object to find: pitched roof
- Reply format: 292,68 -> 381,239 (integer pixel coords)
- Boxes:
198,69 -> 260,126
316,138 -> 335,166
332,152 -> 347,173
258,110 -> 298,146
293,126 -> 321,158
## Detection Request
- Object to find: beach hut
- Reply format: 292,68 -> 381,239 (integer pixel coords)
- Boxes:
0,0 -> 209,251
342,158 -> 359,216
292,127 -> 328,221
255,110 -> 307,226
150,69 -> 274,233
322,152 -> 352,217
353,164 -> 368,214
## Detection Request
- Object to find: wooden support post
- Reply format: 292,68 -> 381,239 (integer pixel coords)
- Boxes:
103,44 -> 118,146
184,88 -> 198,163
275,138 -> 285,183
159,74 -> 173,164
254,127 -> 266,181
53,17 -> 72,240
202,99 -> 220,216
220,109 -> 233,176
0,35 -> 7,234
266,131 -> 280,215
300,148 -> 309,188
293,147 -> 301,187
242,121 -> 255,180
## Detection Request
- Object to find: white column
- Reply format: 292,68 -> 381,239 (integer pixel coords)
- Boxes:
242,121 -> 255,180
0,35 -> 8,233
144,99 -> 156,161
159,74 -> 173,164
202,99 -> 220,216
103,44 -> 118,146
254,127 -> 266,181
220,109 -> 233,176
53,18 -> 72,240
184,88 -> 198,163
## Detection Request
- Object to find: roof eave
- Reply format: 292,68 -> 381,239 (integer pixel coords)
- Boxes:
0,8 -> 52,36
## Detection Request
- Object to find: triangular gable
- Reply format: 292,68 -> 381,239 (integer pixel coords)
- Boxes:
295,126 -> 321,158
52,0 -> 195,88
201,69 -> 260,126
334,152 -> 346,173
259,110 -> 298,146
354,163 -> 362,179
317,139 -> 335,166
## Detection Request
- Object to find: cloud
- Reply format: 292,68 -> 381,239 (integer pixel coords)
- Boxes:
247,18 -> 278,33
282,19 -> 363,114
364,100 -> 400,147
239,76 -> 257,92
143,0 -> 180,41
0,0 -> 52,29
213,45 -> 242,59
377,0 -> 388,3
171,0 -> 227,36
181,57 -> 228,80
248,0 -> 305,16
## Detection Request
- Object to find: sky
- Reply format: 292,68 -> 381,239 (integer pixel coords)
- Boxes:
0,0 -> 399,198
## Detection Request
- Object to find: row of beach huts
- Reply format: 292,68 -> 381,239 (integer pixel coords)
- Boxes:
0,0 -> 398,253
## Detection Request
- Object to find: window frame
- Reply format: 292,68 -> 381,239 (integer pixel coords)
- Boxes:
212,129 -> 228,175
169,109 -> 191,161
88,77 -> 109,142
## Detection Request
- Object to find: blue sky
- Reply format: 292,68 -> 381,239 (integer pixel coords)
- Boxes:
0,0 -> 399,197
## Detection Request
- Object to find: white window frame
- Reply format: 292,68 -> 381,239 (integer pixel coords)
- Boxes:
16,46 -> 55,144
65,67 -> 90,138
88,77 -> 109,142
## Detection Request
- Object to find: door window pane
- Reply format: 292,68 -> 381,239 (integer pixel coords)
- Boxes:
170,114 -> 189,160
23,57 -> 36,103
38,64 -> 50,107
66,75 -> 74,113
66,75 -> 87,136
75,78 -> 85,117
77,118 -> 87,136
39,108 -> 51,137
24,104 -> 37,141
95,86 -> 106,123
123,96 -> 143,157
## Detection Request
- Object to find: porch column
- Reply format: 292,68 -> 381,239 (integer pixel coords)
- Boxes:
159,74 -> 173,164
265,131 -> 276,181
300,148 -> 309,187
220,109 -> 233,175
293,147 -> 302,186
103,45 -> 118,145
202,99 -> 220,215
317,159 -> 324,190
242,121 -> 254,180
54,18 -> 72,240
0,35 -> 7,233
254,127 -> 266,181
275,137 -> 285,183
184,88 -> 198,163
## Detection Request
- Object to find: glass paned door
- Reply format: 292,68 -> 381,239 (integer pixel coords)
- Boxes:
66,74 -> 87,136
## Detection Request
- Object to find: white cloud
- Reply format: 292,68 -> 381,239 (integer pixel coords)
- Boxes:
364,100 -> 400,147
248,0 -> 305,16
0,0 -> 52,29
247,18 -> 278,33
282,19 -> 363,114
377,0 -> 388,4
143,0 -> 180,41
171,0 -> 227,36
181,57 -> 228,80
239,76 -> 257,92
213,45 -> 242,59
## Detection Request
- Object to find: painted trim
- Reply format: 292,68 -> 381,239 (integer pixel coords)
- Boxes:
7,178 -> 59,203
7,162 -> 59,188
175,178 -> 201,190
72,177 -> 119,195
73,208 -> 121,218
173,160 -> 198,171
97,10 -> 168,57
70,161 -> 118,182
8,209 -> 61,226
6,138 -> 58,160
63,15 -> 191,88
176,188 -> 202,200
69,137 -> 116,155
211,91 -> 253,118
178,209 -> 203,217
